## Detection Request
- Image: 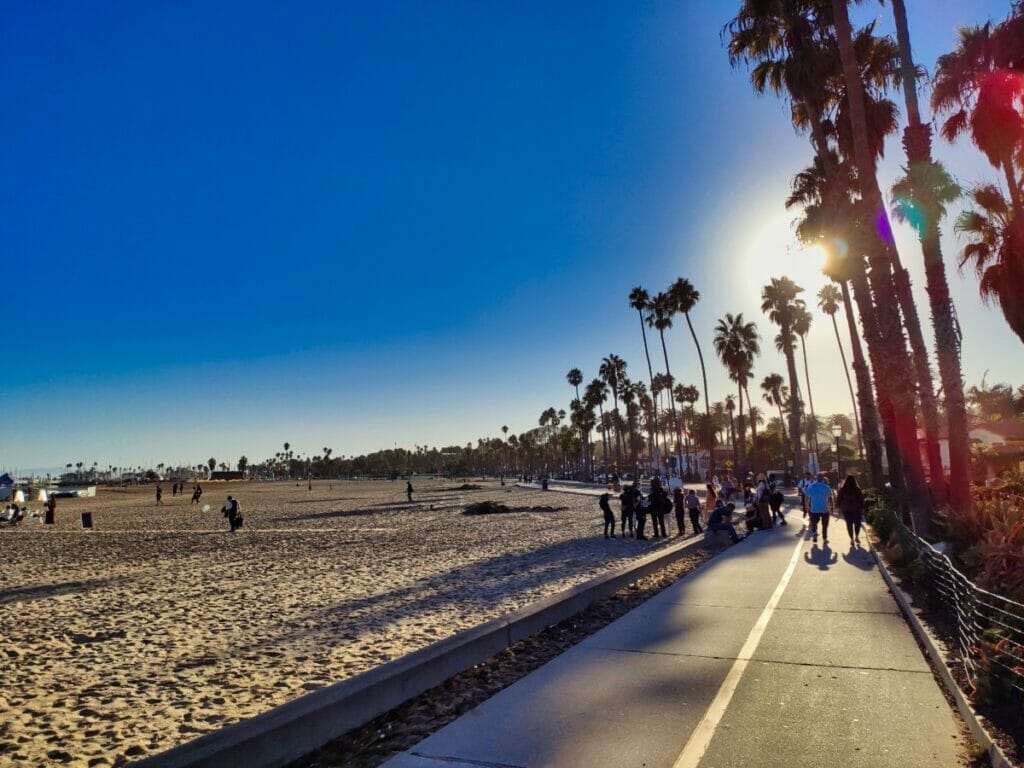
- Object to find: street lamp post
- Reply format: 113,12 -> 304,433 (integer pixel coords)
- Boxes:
832,425 -> 843,479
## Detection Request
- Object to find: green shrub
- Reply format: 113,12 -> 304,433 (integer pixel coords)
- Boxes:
865,488 -> 898,542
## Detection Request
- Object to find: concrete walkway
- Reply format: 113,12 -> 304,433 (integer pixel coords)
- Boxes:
384,509 -> 965,768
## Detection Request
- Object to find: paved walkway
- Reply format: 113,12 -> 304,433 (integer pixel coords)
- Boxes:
384,509 -> 965,768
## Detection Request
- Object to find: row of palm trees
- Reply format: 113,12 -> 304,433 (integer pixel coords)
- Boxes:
558,271 -> 869,483
718,0 -> 1024,535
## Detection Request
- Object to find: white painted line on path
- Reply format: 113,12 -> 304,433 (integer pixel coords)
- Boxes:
671,533 -> 807,768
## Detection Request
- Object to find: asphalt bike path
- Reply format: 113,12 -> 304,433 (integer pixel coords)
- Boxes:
384,506 -> 963,768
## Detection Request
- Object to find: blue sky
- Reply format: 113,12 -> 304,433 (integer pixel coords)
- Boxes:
2,0 -> 1018,472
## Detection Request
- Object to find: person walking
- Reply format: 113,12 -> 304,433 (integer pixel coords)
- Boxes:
599,493 -> 616,538
836,474 -> 865,547
191,484 -> 203,505
804,472 -> 834,545
155,485 -> 163,506
406,481 -> 414,503
768,474 -> 787,525
798,471 -> 813,519
634,485 -> 650,540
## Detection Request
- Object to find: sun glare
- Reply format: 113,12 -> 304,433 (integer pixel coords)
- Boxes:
742,209 -> 829,299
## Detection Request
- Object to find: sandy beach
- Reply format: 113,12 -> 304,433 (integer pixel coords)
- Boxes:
0,479 -> 681,766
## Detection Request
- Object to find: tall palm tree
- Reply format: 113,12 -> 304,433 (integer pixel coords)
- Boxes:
675,383 -> 700,477
585,379 -> 609,466
831,0 -> 933,529
817,284 -> 864,459
791,301 -> 819,458
599,355 -> 627,465
629,287 -> 661,465
647,293 -> 684,474
888,0 -> 972,515
713,312 -> 760,474
668,278 -> 712,475
761,277 -> 804,472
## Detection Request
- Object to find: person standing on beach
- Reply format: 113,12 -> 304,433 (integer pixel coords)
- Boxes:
599,493 -> 616,538
836,474 -> 865,547
685,488 -> 703,534
155,485 -> 163,505
672,486 -> 688,537
619,483 -> 637,538
44,495 -> 56,525
648,478 -> 669,538
804,473 -> 834,545
406,481 -> 414,503
222,495 -> 241,532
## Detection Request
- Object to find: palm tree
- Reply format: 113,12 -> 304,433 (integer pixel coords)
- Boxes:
818,284 -> 864,459
599,355 -> 627,465
762,373 -> 788,431
761,277 -> 804,472
888,0 -> 972,515
791,301 -> 819,458
629,287 -> 661,466
956,184 -> 1024,341
932,12 -> 1024,214
667,278 -> 712,476
647,294 -> 685,475
585,379 -> 609,466
713,312 -> 760,474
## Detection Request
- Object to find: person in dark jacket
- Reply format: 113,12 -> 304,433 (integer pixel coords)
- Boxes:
708,501 -> 741,544
619,483 -> 638,538
836,474 -> 865,546
599,493 -> 616,538
648,478 -> 669,538
222,495 -> 242,532
672,487 -> 688,537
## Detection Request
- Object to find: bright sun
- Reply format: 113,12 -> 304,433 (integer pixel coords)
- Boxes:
742,209 -> 829,301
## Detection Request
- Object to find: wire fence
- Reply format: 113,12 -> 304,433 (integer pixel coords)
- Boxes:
895,519 -> 1024,705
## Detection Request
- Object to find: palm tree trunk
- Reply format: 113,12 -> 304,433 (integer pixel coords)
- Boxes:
799,334 -> 819,457
744,385 -> 758,468
611,392 -> 623,466
597,404 -> 608,465
781,325 -> 804,473
683,311 -> 713,477
832,0 -> 932,532
658,330 -> 684,477
638,311 -> 660,468
736,380 -> 746,474
830,310 -> 863,459
841,281 -> 884,487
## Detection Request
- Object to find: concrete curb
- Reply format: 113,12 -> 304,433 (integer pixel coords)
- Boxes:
131,534 -> 709,768
872,549 -> 1017,768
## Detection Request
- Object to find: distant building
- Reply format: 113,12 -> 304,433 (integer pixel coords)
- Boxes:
209,471 -> 244,481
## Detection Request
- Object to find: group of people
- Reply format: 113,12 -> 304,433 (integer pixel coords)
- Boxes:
155,483 -> 204,505
598,478 -> 714,541
1,496 -> 57,526
797,471 -> 866,547
597,469 -> 868,549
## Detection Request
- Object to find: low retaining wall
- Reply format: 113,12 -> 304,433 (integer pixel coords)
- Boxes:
132,535 -> 707,768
